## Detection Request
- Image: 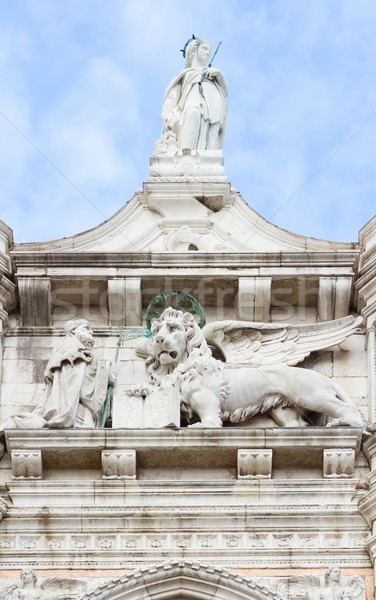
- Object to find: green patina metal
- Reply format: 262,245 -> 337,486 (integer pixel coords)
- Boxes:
146,289 -> 206,330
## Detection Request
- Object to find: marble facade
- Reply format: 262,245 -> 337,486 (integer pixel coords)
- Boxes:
1,37 -> 376,600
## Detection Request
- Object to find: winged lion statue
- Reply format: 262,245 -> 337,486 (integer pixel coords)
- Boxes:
133,308 -> 365,429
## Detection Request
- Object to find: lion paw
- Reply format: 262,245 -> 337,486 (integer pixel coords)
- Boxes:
188,420 -> 222,428
326,418 -> 347,427
126,384 -> 153,398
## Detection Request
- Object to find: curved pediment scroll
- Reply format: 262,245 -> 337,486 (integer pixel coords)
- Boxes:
202,315 -> 363,367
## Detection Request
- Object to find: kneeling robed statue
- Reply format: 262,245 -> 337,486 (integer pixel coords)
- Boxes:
135,307 -> 365,429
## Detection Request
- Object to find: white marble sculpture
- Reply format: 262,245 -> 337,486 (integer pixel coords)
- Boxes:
2,319 -> 113,430
0,568 -> 40,600
274,567 -> 365,600
0,569 -> 88,600
155,37 -> 228,154
135,308 -> 365,428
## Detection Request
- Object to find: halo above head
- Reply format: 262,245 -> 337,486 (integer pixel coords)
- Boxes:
146,289 -> 206,330
180,34 -> 197,58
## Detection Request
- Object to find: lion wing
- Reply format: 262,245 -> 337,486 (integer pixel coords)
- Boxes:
347,576 -> 365,600
202,315 -> 362,367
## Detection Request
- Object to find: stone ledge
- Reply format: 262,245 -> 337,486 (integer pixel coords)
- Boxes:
4,427 -> 363,453
0,548 -> 370,570
11,250 -> 359,268
6,477 -> 361,505
4,428 -> 363,481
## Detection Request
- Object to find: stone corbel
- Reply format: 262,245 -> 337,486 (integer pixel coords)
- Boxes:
102,449 -> 136,479
236,277 -> 272,322
11,450 -> 42,480
318,276 -> 353,321
323,448 -> 355,478
237,449 -> 272,479
18,276 -> 52,326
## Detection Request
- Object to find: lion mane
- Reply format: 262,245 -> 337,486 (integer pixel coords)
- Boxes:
145,308 -> 229,423
145,308 -> 212,384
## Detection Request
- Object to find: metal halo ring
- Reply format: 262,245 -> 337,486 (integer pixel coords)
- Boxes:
145,289 -> 206,330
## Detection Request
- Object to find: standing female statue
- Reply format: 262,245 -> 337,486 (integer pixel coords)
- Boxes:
156,37 -> 228,153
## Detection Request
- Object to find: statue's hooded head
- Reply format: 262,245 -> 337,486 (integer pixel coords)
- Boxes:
185,38 -> 210,68
64,318 -> 95,348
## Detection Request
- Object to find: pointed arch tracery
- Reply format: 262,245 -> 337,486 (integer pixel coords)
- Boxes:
82,561 -> 285,600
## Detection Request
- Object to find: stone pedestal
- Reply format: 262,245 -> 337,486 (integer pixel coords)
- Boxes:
149,150 -> 226,180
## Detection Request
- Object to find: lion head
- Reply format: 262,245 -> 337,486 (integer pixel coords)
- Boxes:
145,307 -> 211,384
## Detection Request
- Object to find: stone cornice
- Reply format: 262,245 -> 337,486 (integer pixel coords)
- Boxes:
4,426 -> 363,454
11,250 -> 360,271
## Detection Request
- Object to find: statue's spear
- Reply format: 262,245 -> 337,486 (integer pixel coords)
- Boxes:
101,327 -> 152,428
207,40 -> 222,69
199,40 -> 222,95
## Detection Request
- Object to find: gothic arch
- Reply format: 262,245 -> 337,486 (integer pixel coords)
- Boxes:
82,561 -> 285,600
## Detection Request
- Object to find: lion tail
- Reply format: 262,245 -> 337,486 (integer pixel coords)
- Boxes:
224,395 -> 290,424
330,380 -> 354,405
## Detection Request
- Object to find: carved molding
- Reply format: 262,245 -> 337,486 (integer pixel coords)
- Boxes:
5,428 -> 363,458
0,530 -> 368,554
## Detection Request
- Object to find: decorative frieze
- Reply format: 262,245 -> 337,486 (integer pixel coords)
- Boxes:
0,529 -> 369,555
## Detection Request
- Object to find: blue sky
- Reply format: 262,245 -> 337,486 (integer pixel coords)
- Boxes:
0,0 -> 375,243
